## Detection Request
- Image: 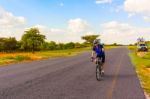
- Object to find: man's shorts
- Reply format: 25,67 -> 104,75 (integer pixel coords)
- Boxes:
96,53 -> 105,63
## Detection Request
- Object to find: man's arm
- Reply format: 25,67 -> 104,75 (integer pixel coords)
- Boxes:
91,50 -> 95,57
91,46 -> 95,58
102,48 -> 105,52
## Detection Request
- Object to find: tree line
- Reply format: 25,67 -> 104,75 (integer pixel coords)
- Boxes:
0,28 -> 99,53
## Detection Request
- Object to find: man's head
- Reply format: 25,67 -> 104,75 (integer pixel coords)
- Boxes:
93,39 -> 100,46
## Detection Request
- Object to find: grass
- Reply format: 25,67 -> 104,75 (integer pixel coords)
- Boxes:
0,46 -> 118,66
105,45 -> 119,50
0,55 -> 31,65
128,45 -> 136,51
0,47 -> 91,65
128,47 -> 150,95
37,47 -> 91,58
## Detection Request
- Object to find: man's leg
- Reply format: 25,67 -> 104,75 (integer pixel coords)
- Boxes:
101,54 -> 105,73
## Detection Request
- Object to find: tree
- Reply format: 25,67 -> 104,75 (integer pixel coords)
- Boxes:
81,35 -> 99,45
0,37 -> 17,52
75,42 -> 82,48
65,42 -> 75,49
49,41 -> 57,50
41,41 -> 49,50
0,38 -> 5,51
4,37 -> 17,52
113,43 -> 117,46
21,28 -> 45,53
16,41 -> 22,51
57,43 -> 65,50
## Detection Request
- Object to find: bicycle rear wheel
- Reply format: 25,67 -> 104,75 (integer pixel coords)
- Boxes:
96,65 -> 102,81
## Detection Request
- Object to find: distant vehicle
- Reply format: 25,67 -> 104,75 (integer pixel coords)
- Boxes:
137,43 -> 148,52
137,37 -> 148,52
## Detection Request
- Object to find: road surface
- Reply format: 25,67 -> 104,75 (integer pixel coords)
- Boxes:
0,47 -> 146,99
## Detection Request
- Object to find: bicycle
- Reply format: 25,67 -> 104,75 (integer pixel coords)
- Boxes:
95,57 -> 104,81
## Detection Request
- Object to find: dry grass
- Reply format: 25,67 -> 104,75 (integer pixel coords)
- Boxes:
137,52 -> 147,58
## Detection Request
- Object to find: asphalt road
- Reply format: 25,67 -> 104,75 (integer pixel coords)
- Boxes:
0,47 -> 146,99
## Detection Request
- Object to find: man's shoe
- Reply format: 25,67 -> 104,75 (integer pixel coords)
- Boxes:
102,70 -> 104,73
101,70 -> 104,76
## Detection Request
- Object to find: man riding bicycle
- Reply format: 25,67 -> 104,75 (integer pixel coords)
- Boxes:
91,39 -> 105,73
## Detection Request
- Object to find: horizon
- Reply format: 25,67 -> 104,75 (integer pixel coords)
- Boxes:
0,0 -> 150,44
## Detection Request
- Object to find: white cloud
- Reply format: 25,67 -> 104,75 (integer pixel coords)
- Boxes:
33,18 -> 91,43
0,7 -> 26,28
0,7 -> 91,42
100,21 -> 150,44
68,18 -> 90,33
96,0 -> 112,4
124,0 -> 150,21
33,25 -> 67,42
0,7 -> 26,39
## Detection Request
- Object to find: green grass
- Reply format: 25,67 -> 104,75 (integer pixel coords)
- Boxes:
0,55 -> 31,65
37,46 -> 118,58
14,55 -> 31,61
129,51 -> 150,95
128,45 -> 136,51
38,47 -> 91,57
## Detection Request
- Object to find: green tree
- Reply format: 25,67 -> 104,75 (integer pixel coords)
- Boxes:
65,42 -> 75,49
56,43 -> 65,50
81,35 -> 99,45
0,37 -> 17,52
4,37 -> 17,52
40,41 -> 49,50
49,41 -> 57,50
75,42 -> 82,48
21,28 -> 45,53
113,43 -> 117,46
0,38 -> 5,51
16,41 -> 22,51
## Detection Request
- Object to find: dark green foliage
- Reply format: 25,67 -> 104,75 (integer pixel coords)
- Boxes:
75,42 -> 82,48
21,28 -> 46,53
0,37 -> 17,52
56,43 -> 65,50
49,41 -> 57,50
64,42 -> 75,49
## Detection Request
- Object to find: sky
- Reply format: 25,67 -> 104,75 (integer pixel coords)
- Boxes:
0,0 -> 150,44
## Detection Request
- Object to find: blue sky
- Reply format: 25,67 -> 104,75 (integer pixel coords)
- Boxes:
0,0 -> 150,44
0,0 -> 124,26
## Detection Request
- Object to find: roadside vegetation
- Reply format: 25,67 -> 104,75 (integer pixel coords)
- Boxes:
0,47 -> 90,65
128,45 -> 150,95
0,45 -> 117,65
0,28 -> 119,65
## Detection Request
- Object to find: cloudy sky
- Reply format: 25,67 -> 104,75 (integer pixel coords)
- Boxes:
0,0 -> 150,44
